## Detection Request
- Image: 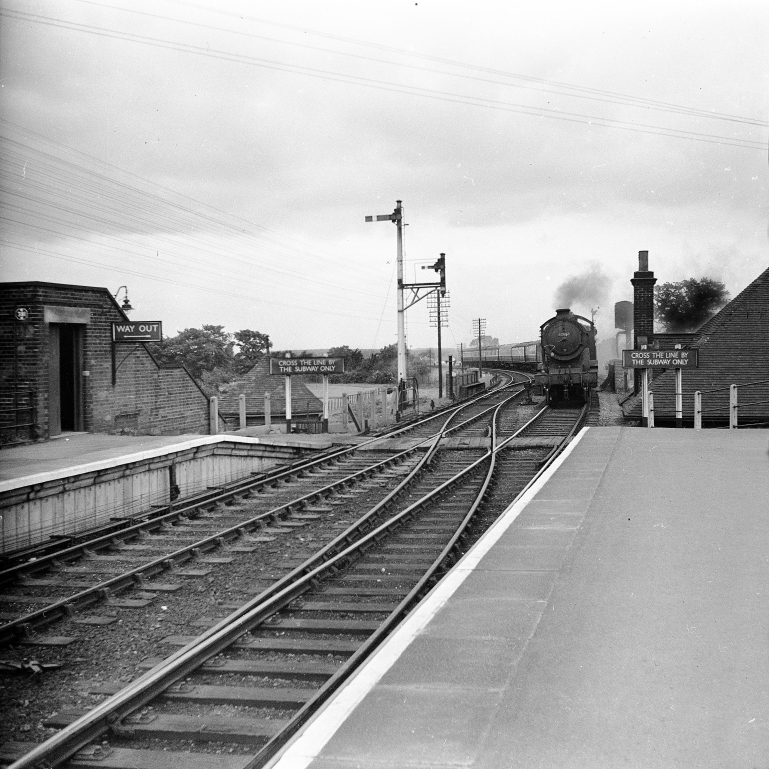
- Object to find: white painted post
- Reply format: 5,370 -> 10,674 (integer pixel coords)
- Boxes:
675,367 -> 682,428
694,391 -> 702,430
285,376 -> 292,431
209,396 -> 219,435
648,392 -> 655,428
342,392 -> 349,431
641,368 -> 649,427
264,392 -> 271,430
239,393 -> 246,429
730,383 -> 738,429
322,374 -> 329,421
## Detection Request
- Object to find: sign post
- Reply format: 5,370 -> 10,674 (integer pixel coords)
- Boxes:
269,356 -> 345,433
111,321 -> 162,385
622,348 -> 698,428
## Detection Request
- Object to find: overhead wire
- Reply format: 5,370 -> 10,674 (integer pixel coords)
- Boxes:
156,0 -> 767,128
74,0 -> 768,129
0,235 -> 395,323
0,9 -> 764,150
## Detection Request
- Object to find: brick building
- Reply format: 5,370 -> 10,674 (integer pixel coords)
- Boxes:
0,282 -> 218,444
623,264 -> 769,426
217,358 -> 323,429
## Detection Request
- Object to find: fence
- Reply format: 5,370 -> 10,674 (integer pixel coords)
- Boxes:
694,379 -> 769,430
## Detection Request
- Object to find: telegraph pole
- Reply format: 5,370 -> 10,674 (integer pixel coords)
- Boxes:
428,283 -> 449,399
473,318 -> 486,376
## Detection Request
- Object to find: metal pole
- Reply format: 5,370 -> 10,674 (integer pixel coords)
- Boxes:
436,290 -> 443,399
395,201 -> 406,404
448,355 -> 454,399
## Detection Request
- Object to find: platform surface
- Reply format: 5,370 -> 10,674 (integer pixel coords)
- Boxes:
0,431 -> 358,488
270,426 -> 769,769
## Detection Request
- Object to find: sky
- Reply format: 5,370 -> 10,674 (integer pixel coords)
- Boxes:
1,0 -> 767,355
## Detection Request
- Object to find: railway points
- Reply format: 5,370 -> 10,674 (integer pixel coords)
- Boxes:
1,372 -> 766,768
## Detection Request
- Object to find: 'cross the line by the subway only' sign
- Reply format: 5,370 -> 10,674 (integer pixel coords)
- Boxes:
622,349 -> 699,368
269,357 -> 345,375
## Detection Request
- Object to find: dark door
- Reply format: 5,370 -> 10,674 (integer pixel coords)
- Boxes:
48,324 -> 84,435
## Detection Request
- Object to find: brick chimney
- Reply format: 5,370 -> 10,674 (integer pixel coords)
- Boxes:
631,250 -> 656,349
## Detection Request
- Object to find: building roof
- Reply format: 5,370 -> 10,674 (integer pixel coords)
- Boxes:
626,266 -> 769,423
216,358 -> 323,417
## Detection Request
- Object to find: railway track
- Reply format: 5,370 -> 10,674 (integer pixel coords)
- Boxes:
1,374 -> 593,768
0,375 -> 523,645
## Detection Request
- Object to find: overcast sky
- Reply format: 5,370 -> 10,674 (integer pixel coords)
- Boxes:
1,0 -> 767,353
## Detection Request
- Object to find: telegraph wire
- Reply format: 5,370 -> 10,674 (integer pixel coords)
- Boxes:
0,9 -> 764,150
158,0 -> 767,128
73,0 -> 768,129
0,234 -> 394,324
0,120 -> 380,283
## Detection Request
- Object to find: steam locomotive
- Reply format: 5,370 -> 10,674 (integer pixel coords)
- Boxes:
537,308 -> 598,405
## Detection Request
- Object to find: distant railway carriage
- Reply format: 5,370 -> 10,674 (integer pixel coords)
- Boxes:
537,308 -> 597,405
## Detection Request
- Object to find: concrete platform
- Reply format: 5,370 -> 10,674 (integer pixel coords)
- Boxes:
0,431 -> 361,489
269,426 -> 769,769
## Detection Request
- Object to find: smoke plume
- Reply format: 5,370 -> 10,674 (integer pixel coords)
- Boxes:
554,263 -> 612,313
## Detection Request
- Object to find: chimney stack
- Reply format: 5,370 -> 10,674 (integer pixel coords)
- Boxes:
631,250 -> 656,349
631,250 -> 656,394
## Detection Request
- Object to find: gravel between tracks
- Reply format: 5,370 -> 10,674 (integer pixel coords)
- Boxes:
0,474 -> 404,747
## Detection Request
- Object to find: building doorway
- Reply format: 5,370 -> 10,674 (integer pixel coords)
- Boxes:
48,323 -> 84,435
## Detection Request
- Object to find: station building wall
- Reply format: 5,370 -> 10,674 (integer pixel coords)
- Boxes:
0,282 -> 219,444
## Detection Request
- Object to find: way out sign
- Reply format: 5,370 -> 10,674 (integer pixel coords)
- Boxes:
622,349 -> 699,368
112,322 -> 163,343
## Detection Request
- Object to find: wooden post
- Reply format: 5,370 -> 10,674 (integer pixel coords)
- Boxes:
342,392 -> 348,431
694,391 -> 702,430
322,374 -> 329,432
648,392 -> 655,428
209,396 -> 219,435
675,367 -> 683,428
239,393 -> 246,430
285,375 -> 292,431
641,368 -> 649,427
730,384 -> 738,429
264,392 -> 271,430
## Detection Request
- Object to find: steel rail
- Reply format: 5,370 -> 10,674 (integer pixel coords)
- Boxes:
2,373 -> 518,580
250,399 -> 516,767
1,384 -> 523,642
6,405 -> 500,769
0,441 -> 432,643
5,380 -> 527,767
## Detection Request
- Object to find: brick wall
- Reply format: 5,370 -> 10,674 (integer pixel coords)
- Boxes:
0,282 -> 214,442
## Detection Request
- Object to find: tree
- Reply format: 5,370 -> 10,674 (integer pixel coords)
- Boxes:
654,278 -> 729,332
148,325 -> 233,381
233,329 -> 270,374
328,345 -> 364,370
